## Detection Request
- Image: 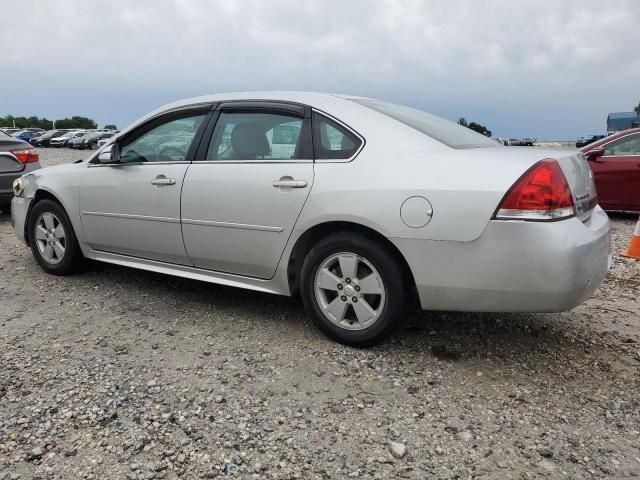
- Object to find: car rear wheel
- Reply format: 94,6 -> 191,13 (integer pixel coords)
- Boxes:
300,232 -> 406,347
28,199 -> 82,275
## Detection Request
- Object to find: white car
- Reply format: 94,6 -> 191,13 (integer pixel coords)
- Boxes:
11,92 -> 610,346
49,130 -> 87,147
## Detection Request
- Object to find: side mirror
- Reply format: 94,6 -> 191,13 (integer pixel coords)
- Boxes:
585,147 -> 605,162
96,144 -> 120,164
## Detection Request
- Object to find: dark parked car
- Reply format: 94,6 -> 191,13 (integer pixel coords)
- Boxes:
582,128 -> 640,212
31,129 -> 71,147
576,134 -> 605,148
0,130 -> 41,212
66,132 -> 94,149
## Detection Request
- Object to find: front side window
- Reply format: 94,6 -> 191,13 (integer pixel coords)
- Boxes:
604,134 -> 640,156
119,114 -> 205,163
313,113 -> 362,159
206,112 -> 304,161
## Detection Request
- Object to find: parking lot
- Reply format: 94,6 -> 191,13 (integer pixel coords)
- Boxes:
0,148 -> 638,479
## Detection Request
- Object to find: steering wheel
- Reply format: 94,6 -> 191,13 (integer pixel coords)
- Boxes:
157,146 -> 186,162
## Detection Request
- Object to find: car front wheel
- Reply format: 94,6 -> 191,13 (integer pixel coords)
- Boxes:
300,232 -> 406,347
28,199 -> 83,275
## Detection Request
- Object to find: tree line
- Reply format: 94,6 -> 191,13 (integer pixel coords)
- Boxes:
458,117 -> 492,137
0,114 -> 116,130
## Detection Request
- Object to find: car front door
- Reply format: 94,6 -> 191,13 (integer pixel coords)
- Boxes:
80,107 -> 210,264
180,102 -> 314,279
589,133 -> 640,211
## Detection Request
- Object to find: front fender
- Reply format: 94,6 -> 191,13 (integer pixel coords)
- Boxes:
21,164 -> 89,253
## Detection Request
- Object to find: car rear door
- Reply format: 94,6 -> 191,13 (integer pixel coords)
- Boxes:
79,106 -> 211,264
180,102 -> 314,279
589,133 -> 640,210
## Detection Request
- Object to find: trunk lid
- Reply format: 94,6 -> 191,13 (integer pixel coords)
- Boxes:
0,139 -> 28,174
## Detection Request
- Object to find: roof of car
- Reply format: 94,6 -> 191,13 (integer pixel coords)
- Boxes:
146,91 -> 362,115
120,91 -> 379,138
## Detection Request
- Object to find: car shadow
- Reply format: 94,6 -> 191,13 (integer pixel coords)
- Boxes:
72,258 -> 610,366
608,211 -> 639,221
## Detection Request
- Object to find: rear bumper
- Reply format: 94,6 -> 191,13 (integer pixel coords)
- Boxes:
393,206 -> 611,312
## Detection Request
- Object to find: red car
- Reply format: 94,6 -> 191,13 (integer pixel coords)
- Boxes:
582,128 -> 640,212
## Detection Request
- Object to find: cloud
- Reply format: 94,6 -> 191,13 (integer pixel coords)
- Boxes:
1,0 -> 638,137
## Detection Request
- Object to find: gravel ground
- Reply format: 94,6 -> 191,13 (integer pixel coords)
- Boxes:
0,148 -> 639,479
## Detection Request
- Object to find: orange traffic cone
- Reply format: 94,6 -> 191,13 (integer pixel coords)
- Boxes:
621,216 -> 640,259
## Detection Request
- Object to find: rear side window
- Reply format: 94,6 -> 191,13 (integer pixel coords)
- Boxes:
207,112 -> 305,161
313,113 -> 362,159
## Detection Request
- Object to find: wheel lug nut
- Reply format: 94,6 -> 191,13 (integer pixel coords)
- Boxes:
337,284 -> 343,290
345,278 -> 351,284
341,295 -> 347,302
352,296 -> 358,303
354,285 -> 360,292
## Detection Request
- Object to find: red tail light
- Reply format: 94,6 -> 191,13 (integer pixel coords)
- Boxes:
11,148 -> 39,164
494,159 -> 575,221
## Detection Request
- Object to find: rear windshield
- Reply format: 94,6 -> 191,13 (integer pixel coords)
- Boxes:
350,98 -> 499,149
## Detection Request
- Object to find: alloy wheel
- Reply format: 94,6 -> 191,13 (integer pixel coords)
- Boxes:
314,252 -> 386,331
34,212 -> 66,265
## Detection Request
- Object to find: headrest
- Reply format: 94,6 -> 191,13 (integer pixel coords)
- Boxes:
231,123 -> 270,159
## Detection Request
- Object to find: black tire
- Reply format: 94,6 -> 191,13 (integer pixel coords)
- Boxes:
300,232 -> 406,347
0,203 -> 10,214
28,199 -> 83,275
89,142 -> 97,150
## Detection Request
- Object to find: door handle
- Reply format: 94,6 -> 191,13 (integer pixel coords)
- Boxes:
272,179 -> 307,188
151,176 -> 176,186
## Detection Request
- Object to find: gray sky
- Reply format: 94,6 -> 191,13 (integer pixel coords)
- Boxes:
1,0 -> 638,138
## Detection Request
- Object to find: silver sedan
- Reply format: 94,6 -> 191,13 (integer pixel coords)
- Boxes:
11,92 -> 610,346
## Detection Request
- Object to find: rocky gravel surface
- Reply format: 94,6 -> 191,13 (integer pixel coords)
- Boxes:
0,148 -> 638,479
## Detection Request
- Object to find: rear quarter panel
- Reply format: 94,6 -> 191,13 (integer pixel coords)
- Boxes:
297,144 -> 544,243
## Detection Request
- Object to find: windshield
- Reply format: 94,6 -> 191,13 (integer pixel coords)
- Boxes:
350,98 -> 499,149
